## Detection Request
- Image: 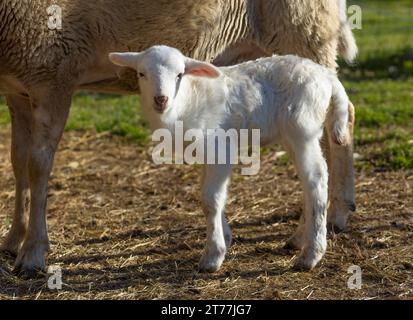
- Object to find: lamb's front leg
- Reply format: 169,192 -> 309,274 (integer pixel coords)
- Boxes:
199,164 -> 232,273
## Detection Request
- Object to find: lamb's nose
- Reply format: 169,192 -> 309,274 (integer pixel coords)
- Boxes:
154,96 -> 169,111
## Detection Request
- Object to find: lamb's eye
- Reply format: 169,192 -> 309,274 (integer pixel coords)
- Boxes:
177,73 -> 183,80
138,72 -> 145,78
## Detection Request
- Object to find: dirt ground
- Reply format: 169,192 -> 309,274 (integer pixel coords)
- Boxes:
0,127 -> 412,300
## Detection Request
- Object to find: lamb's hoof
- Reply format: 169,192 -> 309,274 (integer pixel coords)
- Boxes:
293,248 -> 325,271
198,248 -> 226,273
198,260 -> 222,273
293,257 -> 317,271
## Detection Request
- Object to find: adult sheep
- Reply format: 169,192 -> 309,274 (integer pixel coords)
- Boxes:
0,0 -> 357,275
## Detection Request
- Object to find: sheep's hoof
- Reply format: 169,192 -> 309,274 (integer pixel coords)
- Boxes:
293,257 -> 317,271
327,223 -> 345,234
198,249 -> 226,273
14,239 -> 49,278
198,261 -> 222,273
293,248 -> 324,271
1,230 -> 25,257
284,242 -> 298,251
328,201 -> 356,232
0,244 -> 19,258
327,212 -> 350,233
13,265 -> 44,279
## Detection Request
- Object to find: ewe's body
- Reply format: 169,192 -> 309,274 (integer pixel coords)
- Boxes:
110,46 -> 350,271
0,0 -> 356,94
0,0 -> 357,274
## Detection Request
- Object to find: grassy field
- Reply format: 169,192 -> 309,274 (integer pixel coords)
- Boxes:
0,0 -> 412,300
342,0 -> 413,170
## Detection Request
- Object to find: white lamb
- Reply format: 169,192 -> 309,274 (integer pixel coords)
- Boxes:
109,46 -> 350,272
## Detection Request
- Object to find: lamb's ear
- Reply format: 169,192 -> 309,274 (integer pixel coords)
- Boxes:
184,58 -> 222,78
109,52 -> 142,70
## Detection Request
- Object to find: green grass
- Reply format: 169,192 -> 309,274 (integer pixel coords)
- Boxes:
342,0 -> 413,169
346,78 -> 413,170
67,94 -> 149,144
344,79 -> 413,128
0,0 -> 412,170
349,0 -> 413,57
0,98 -> 9,125
0,94 -> 150,145
344,0 -> 413,78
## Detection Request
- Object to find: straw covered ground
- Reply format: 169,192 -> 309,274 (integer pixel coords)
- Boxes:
0,128 -> 412,300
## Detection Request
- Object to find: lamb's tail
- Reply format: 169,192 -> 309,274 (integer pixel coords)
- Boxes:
337,0 -> 358,63
330,78 -> 350,146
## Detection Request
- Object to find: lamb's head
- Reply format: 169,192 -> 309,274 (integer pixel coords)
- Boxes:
109,45 -> 222,114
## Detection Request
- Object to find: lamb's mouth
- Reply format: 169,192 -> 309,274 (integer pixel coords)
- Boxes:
154,106 -> 166,114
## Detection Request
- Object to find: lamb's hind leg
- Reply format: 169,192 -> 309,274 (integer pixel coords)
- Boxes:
289,140 -> 329,270
199,164 -> 232,273
14,88 -> 72,275
1,95 -> 32,256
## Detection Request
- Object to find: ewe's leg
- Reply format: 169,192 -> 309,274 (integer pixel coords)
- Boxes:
327,102 -> 356,231
199,164 -> 232,273
14,90 -> 72,274
1,95 -> 32,256
292,141 -> 329,270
